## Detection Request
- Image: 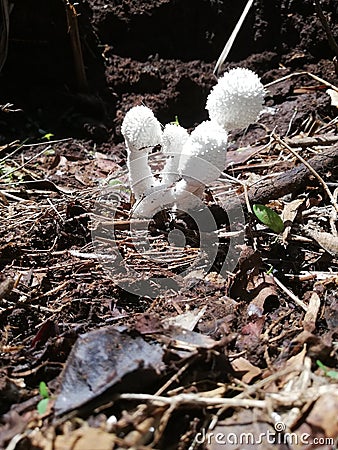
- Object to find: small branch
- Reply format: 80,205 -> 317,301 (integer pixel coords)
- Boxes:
64,1 -> 88,92
284,134 -> 338,148
274,134 -> 338,214
264,71 -> 338,93
272,276 -> 308,312
313,0 -> 338,59
116,392 -> 266,409
0,146 -> 52,180
219,144 -> 338,216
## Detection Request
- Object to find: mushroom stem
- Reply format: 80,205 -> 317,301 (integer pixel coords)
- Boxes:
127,148 -> 159,200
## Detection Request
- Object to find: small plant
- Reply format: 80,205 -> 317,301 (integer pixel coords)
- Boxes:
253,204 -> 284,233
316,360 -> 338,380
42,132 -> 54,141
37,381 -> 50,415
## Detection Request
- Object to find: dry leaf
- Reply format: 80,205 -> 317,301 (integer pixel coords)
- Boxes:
231,357 -> 261,383
54,427 -> 116,450
306,392 -> 338,437
302,292 -> 321,332
327,88 -> 338,108
282,198 -> 304,242
303,225 -> 338,256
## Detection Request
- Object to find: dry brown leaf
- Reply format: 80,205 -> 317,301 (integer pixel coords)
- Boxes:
327,88 -> 338,107
302,292 -> 321,332
231,356 -> 262,383
279,346 -> 306,386
54,428 -> 116,450
282,198 -> 304,242
306,392 -> 338,437
303,225 -> 338,256
163,306 -> 207,331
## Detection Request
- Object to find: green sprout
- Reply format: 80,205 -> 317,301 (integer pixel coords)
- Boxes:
37,381 -> 50,415
253,204 -> 284,233
316,360 -> 338,380
170,115 -> 180,126
42,133 -> 54,141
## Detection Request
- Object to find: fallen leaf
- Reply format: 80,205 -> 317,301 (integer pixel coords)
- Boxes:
327,88 -> 338,107
54,427 -> 116,450
253,204 -> 284,233
302,292 -> 321,332
303,225 -> 338,256
54,327 -> 164,415
306,392 -> 338,437
231,357 -> 262,383
282,198 -> 304,242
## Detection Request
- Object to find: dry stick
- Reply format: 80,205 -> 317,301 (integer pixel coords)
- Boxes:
0,0 -> 10,71
313,0 -> 338,59
219,144 -> 338,217
0,146 -> 52,180
116,392 -> 266,409
272,275 -> 308,312
264,71 -> 338,94
65,1 -> 88,91
274,134 -> 338,214
213,0 -> 254,76
285,134 -> 338,148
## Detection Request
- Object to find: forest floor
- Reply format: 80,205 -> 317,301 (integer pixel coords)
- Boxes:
0,0 -> 338,449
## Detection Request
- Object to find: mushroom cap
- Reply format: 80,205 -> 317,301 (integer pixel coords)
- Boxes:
179,120 -> 228,185
121,105 -> 162,151
206,68 -> 265,131
162,123 -> 189,155
161,123 -> 189,185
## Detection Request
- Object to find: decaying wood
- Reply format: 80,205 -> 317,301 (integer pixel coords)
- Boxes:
219,144 -> 338,216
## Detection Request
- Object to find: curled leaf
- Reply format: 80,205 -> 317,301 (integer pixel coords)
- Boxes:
253,204 -> 284,233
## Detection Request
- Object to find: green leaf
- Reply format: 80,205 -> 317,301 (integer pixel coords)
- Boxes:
42,133 -> 54,141
170,115 -> 180,126
326,370 -> 338,379
39,381 -> 49,399
316,360 -> 338,379
37,398 -> 49,415
316,360 -> 326,370
253,204 -> 284,233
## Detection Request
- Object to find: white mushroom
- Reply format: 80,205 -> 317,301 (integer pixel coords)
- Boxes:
122,68 -> 266,218
121,105 -> 162,200
133,121 -> 228,217
206,67 -> 265,131
161,123 -> 189,187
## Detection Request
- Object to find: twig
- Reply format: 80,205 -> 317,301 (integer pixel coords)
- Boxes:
213,0 -> 254,76
64,1 -> 88,91
273,134 -> 338,214
313,0 -> 338,59
116,392 -> 266,409
264,71 -> 338,93
284,134 -> 338,148
272,275 -> 308,312
0,146 -> 52,180
0,0 -> 10,71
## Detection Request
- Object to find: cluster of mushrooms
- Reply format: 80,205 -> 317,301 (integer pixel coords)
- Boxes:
121,68 -> 266,218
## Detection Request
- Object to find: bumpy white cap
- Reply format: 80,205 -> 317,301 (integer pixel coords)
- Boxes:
179,120 -> 228,185
162,123 -> 189,155
206,68 -> 265,131
161,123 -> 189,186
121,105 -> 162,151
